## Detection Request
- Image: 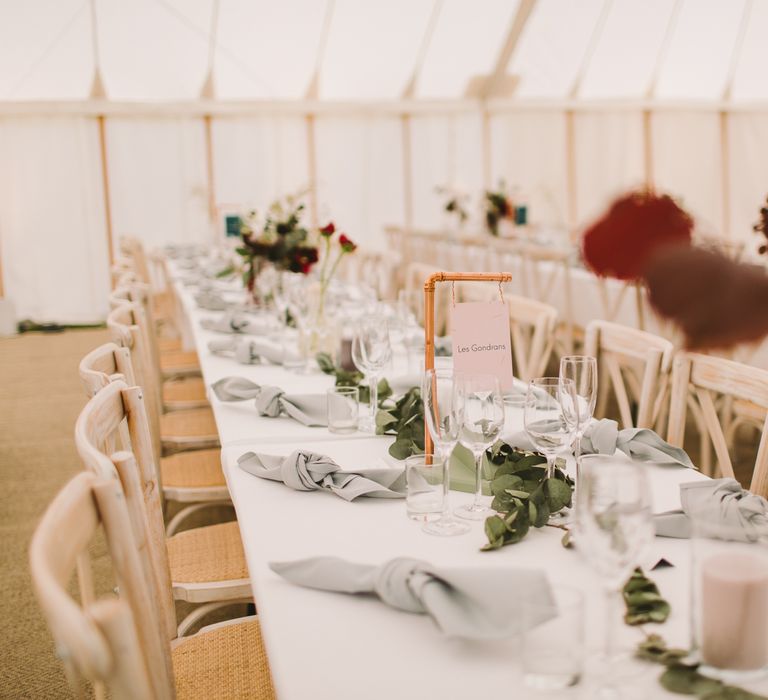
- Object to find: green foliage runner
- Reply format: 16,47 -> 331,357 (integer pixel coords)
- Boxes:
316,352 -> 392,405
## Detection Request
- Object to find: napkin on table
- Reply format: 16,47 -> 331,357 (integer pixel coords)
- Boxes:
213,377 -> 328,426
237,450 -> 406,500
269,556 -> 555,640
503,418 -> 694,468
655,478 -> 768,541
195,290 -> 231,311
200,312 -> 272,335
208,337 -> 286,365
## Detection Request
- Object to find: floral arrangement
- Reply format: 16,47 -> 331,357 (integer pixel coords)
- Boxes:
581,190 -> 693,281
483,183 -> 514,236
436,186 -> 469,226
316,221 -> 357,310
236,195 -> 319,291
755,194 -> 768,255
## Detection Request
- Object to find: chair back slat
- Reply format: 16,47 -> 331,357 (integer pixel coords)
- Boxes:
585,320 -> 674,430
668,352 -> 768,495
29,472 -> 174,699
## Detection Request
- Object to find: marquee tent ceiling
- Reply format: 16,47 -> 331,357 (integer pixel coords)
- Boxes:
1,0 -> 767,106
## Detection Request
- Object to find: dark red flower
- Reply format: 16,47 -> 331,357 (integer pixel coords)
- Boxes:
339,234 -> 357,253
320,222 -> 335,237
582,191 -> 694,281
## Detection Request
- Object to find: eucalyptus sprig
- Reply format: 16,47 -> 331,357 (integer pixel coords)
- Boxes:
316,353 -> 392,405
481,444 -> 573,551
623,568 -> 670,625
375,387 -> 424,460
636,634 -> 768,699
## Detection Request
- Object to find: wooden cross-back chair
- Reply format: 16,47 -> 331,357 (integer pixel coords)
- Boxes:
107,300 -> 219,454
74,378 -> 251,636
30,471 -> 275,699
584,320 -> 675,430
667,352 -> 768,496
80,343 -> 231,536
405,262 -> 450,336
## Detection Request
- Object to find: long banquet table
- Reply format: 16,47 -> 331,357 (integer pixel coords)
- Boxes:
170,267 -> 768,699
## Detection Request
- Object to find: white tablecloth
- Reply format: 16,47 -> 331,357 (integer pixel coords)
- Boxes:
170,263 -> 768,700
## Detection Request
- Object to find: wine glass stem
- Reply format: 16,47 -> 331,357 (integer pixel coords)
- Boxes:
473,451 -> 484,508
369,376 -> 378,420
545,454 -> 556,479
603,586 -> 620,663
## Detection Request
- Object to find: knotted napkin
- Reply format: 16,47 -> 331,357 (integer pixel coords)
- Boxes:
238,450 -> 407,500
503,418 -> 693,468
195,290 -> 231,311
213,377 -> 328,426
208,338 -> 287,365
655,478 -> 768,541
200,312 -> 271,335
269,556 -> 555,639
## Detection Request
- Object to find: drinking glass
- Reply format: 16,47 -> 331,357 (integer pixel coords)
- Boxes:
326,386 -> 359,434
575,455 -> 653,695
352,318 -> 392,433
454,374 -> 505,521
559,355 -> 598,474
421,369 -> 469,536
405,454 -> 446,522
524,377 -> 576,482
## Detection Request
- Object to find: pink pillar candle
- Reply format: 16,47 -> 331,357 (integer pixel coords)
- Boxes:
701,551 -> 768,670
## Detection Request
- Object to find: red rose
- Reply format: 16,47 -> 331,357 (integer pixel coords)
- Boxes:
320,222 -> 335,237
582,191 -> 693,281
339,234 -> 357,253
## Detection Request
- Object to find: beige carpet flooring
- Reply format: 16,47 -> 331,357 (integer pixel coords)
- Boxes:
0,329 -> 240,699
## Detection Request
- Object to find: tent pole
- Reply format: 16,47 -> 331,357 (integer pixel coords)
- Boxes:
482,109 -> 492,189
306,114 -> 319,230
401,114 -> 414,235
565,110 -> 577,242
719,111 -> 731,239
97,114 -> 115,268
643,110 -> 654,191
203,114 -> 218,240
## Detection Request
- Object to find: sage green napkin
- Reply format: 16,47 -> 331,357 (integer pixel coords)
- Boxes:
581,419 -> 694,468
200,312 -> 272,335
655,478 -> 768,541
502,418 -> 694,468
212,377 -> 328,426
269,556 -> 555,640
195,290 -> 231,311
208,338 -> 288,365
238,450 -> 406,500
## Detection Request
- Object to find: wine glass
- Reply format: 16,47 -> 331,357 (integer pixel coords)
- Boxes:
575,455 -> 653,695
559,356 -> 598,473
454,374 -> 505,521
352,318 -> 392,433
524,377 -> 576,522
421,369 -> 470,536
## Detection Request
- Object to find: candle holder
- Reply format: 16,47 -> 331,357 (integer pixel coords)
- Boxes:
690,507 -> 768,682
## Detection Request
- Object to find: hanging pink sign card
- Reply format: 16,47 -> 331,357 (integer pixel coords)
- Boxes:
451,301 -> 514,391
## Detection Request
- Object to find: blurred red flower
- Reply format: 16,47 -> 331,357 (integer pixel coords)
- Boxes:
339,234 -> 357,253
320,222 -> 335,237
582,191 -> 694,281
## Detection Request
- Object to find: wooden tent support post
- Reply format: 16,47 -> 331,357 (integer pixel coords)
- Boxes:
423,271 -> 512,456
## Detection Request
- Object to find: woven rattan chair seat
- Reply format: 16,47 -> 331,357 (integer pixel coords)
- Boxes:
167,521 -> 248,583
160,407 -> 219,443
163,376 -> 208,408
161,448 -> 226,489
173,619 -> 276,699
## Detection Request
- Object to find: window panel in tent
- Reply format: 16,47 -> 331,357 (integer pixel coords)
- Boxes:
573,111 -> 644,226
655,0 -> 747,101
728,114 -> 768,244
651,112 -> 722,235
731,0 -> 768,101
96,0 -> 212,100
410,114 -> 483,230
579,0 -> 675,99
489,112 -> 568,228
106,118 -> 210,247
508,0 -> 605,99
415,0 -> 519,99
315,118 -> 403,250
212,117 -> 309,209
319,0 -> 434,100
214,0 -> 327,99
0,0 -> 93,100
